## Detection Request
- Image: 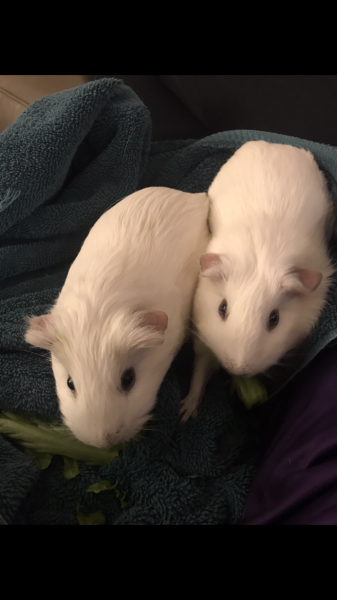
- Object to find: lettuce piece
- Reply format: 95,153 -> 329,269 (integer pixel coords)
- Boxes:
76,507 -> 106,525
63,456 -> 80,479
232,376 -> 268,408
87,481 -> 117,493
25,448 -> 53,470
87,480 -> 128,508
0,411 -> 132,466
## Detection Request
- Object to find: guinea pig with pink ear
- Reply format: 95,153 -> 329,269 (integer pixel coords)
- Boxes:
181,140 -> 335,422
25,187 -> 209,448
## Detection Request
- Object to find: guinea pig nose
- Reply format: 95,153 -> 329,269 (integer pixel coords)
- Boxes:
228,361 -> 249,376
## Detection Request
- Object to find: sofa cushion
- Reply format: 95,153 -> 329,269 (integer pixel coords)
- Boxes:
160,75 -> 337,146
91,75 -> 210,141
0,76 -> 90,133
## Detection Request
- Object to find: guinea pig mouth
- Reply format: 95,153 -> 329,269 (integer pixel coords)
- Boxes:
222,362 -> 256,378
231,370 -> 255,378
103,433 -> 126,448
103,414 -> 151,448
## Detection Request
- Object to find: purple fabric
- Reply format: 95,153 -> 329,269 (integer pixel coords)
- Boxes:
241,346 -> 337,525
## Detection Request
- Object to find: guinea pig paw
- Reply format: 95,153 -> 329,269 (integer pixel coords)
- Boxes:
180,396 -> 199,423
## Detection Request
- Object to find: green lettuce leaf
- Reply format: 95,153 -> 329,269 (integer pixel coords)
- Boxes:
232,376 -> 268,408
87,480 -> 117,493
76,507 -> 106,525
63,456 -> 80,479
0,411 -> 133,465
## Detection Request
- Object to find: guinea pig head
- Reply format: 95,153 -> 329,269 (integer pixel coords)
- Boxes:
193,252 -> 325,376
25,307 -> 168,448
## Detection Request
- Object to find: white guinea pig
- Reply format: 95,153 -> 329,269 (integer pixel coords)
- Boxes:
25,187 -> 209,447
180,141 -> 335,421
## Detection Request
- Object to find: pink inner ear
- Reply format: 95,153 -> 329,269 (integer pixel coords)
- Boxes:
297,269 -> 323,292
142,311 -> 168,333
282,269 -> 323,295
25,314 -> 55,349
29,315 -> 51,331
200,253 -> 222,273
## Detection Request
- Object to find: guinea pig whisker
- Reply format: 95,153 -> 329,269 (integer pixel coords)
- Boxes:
140,426 -> 161,433
261,370 -> 276,381
189,328 -> 203,343
139,418 -> 160,432
323,296 -> 336,310
21,348 -> 50,361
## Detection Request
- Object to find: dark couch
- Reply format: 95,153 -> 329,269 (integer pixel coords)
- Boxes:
93,75 -> 337,146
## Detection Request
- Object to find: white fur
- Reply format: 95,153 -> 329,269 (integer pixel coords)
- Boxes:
194,141 -> 334,377
25,188 -> 209,447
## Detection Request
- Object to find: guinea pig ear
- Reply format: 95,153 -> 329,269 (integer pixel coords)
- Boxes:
200,253 -> 228,281
25,314 -> 56,350
132,310 -> 168,349
282,269 -> 323,295
142,311 -> 168,332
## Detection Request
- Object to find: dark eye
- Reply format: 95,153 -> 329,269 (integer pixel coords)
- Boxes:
67,376 -> 75,392
218,299 -> 228,319
267,309 -> 279,331
121,368 -> 136,392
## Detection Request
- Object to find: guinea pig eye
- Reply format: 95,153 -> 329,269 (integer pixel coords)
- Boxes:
67,376 -> 76,392
218,299 -> 228,319
267,309 -> 279,331
121,368 -> 136,392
